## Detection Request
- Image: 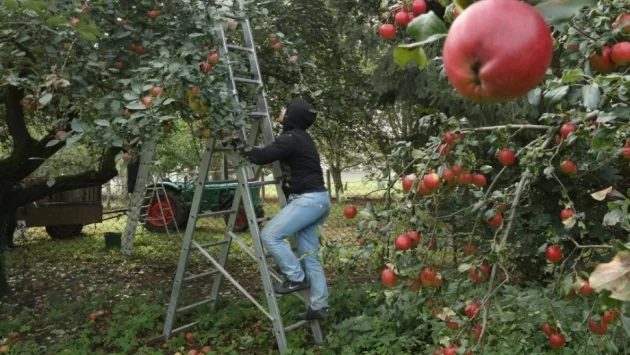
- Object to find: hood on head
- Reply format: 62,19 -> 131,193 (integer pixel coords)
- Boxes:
282,98 -> 317,131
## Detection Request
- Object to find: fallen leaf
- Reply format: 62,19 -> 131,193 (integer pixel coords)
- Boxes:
591,186 -> 612,201
589,251 -> 630,301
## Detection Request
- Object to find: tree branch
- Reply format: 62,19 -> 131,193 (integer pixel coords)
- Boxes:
5,85 -> 35,155
1,147 -> 120,214
461,124 -> 552,133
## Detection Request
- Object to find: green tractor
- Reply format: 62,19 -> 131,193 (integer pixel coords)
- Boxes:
142,180 -> 265,233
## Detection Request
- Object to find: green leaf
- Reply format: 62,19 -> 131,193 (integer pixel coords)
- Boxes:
46,140 -> 60,148
527,88 -> 541,106
94,120 -> 110,127
162,99 -> 175,105
4,0 -> 19,9
77,28 -> 98,42
543,166 -> 555,178
393,45 -> 427,69
561,69 -> 585,83
70,119 -> 87,133
454,0 -> 475,12
535,0 -> 596,26
126,102 -> 146,110
480,165 -> 493,174
457,263 -> 472,273
544,85 -> 569,105
406,12 -> 448,44
582,84 -> 601,110
46,16 -> 68,25
123,92 -> 139,101
38,93 -> 53,106
622,315 -> 630,337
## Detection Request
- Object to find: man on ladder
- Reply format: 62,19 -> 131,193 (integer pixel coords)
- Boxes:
247,98 -> 331,321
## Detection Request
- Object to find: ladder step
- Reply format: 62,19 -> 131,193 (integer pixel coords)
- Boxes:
196,240 -> 229,249
256,216 -> 274,223
248,180 -> 280,188
234,77 -> 262,85
284,320 -> 309,332
197,209 -> 235,218
227,44 -> 254,53
176,297 -> 216,313
184,270 -> 219,282
248,111 -> 268,117
171,321 -> 199,335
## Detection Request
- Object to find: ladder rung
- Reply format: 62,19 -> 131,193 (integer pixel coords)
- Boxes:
248,180 -> 280,188
196,240 -> 229,249
184,270 -> 219,282
170,321 -> 199,335
256,216 -> 273,223
176,297 -> 216,313
284,320 -> 308,332
227,44 -> 254,53
234,77 -> 261,85
198,209 -> 235,218
248,112 -> 268,117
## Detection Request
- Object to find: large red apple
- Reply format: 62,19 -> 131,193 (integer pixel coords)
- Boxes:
140,96 -> 152,107
273,42 -> 284,51
545,245 -> 563,263
442,0 -> 552,103
423,173 -> 441,190
590,46 -> 616,73
379,24 -> 397,40
613,13 -> 630,33
443,168 -> 455,182
469,264 -> 489,283
207,53 -> 220,64
560,122 -> 577,139
381,268 -> 398,287
200,62 -> 213,72
395,234 -> 412,250
417,182 -> 431,196
407,231 -> 421,246
411,0 -> 427,16
497,148 -> 515,166
560,208 -> 574,221
457,173 -> 473,185
395,10 -> 412,27
560,160 -> 577,175
343,205 -> 357,219
621,147 -> 630,160
611,42 -> 630,66
473,174 -> 487,187
148,10 -> 160,19
150,86 -> 164,97
402,175 -> 414,191
486,213 -> 503,227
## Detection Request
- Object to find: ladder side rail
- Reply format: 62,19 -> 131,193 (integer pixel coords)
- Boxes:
163,137 -> 217,339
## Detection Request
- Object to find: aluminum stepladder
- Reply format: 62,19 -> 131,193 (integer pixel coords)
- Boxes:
139,175 -> 181,237
161,18 -> 323,354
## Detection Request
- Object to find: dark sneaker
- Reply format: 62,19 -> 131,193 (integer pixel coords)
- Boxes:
297,307 -> 329,321
274,277 -> 309,295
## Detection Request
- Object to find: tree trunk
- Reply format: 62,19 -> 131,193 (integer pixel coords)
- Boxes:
330,164 -> 344,202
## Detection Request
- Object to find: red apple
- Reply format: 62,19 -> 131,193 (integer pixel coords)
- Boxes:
589,319 -> 607,334
379,24 -> 397,40
457,173 -> 473,185
162,123 -> 173,133
188,350 -> 198,355
590,46 -> 616,73
423,173 -> 441,190
114,61 -> 126,69
148,10 -> 160,19
560,160 -> 577,175
55,130 -> 67,140
560,122 -> 577,139
200,62 -> 213,72
442,0 -> 552,103
611,42 -> 630,66
422,267 -> 437,282
497,148 -> 515,166
269,37 -> 279,45
486,213 -> 503,227
140,96 -> 152,107
273,42 -> 284,51
463,244 -> 476,255
621,147 -> 630,159
201,346 -> 212,354
411,0 -> 427,16
343,205 -> 357,219
207,53 -> 220,64
612,13 -> 630,33
185,332 -> 195,341
289,55 -> 299,63
545,245 -> 563,263
359,237 -> 365,246
395,234 -> 412,250
438,143 -> 451,155
88,313 -> 98,321
472,174 -> 487,187
417,182 -> 431,196
381,268 -> 398,287
395,10 -> 412,27
469,264 -> 489,283
188,86 -> 200,96
8,332 -> 19,341
150,86 -> 164,97
407,231 -> 421,246
135,45 -> 146,54
70,17 -> 79,26
402,175 -> 414,191
452,164 -> 463,176
444,131 -> 463,146
549,333 -> 565,350
580,280 -> 593,296
120,19 -> 128,25
560,208 -> 574,221
465,302 -> 480,318
442,168 -> 455,182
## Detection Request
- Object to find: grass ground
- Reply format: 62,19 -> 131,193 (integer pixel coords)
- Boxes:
1,198 -> 379,355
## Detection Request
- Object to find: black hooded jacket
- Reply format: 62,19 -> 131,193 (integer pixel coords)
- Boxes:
248,98 -> 327,196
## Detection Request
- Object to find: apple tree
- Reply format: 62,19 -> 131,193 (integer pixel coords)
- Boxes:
343,0 -> 630,353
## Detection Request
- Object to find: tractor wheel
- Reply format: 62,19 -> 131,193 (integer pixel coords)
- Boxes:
46,224 -> 83,239
143,189 -> 188,233
225,209 -> 249,233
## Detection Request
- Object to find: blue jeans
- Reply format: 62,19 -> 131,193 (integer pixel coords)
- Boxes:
260,191 -> 331,310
